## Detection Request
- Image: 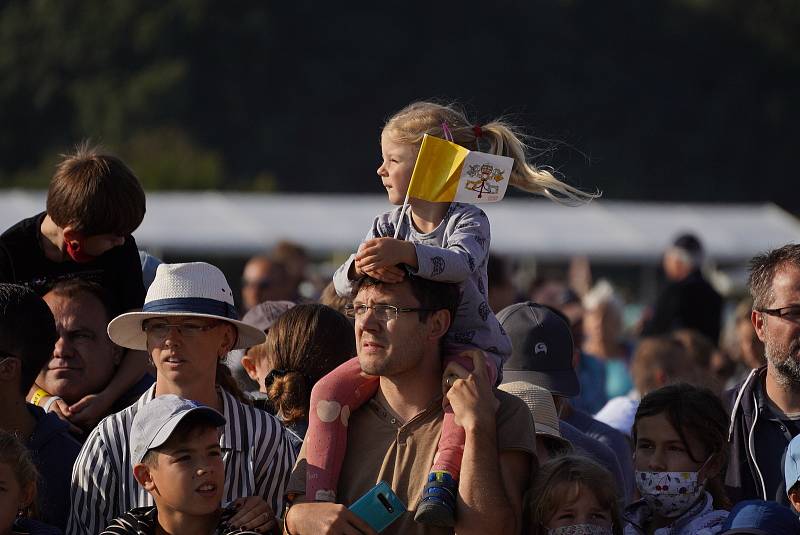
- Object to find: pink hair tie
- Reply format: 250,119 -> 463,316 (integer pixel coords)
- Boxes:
441,122 -> 454,142
473,125 -> 483,138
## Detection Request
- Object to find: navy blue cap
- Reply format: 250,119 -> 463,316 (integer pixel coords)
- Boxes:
721,500 -> 800,535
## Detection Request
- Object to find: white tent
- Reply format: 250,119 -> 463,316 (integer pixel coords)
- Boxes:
2,190 -> 798,263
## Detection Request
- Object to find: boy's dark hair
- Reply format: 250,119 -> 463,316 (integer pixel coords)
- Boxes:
748,243 -> 800,310
633,383 -> 731,510
356,274 -> 460,323
46,142 -> 146,236
0,284 -> 57,396
139,412 -> 219,467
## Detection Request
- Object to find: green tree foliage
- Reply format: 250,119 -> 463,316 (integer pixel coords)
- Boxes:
0,0 -> 797,209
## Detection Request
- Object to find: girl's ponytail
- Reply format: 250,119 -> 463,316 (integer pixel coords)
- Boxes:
481,119 -> 600,206
383,101 -> 600,206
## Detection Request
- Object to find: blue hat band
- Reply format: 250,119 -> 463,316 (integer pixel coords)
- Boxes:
143,297 -> 239,321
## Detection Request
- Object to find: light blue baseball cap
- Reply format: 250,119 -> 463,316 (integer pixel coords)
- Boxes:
130,394 -> 226,466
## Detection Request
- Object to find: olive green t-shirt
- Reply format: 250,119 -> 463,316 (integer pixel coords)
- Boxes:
286,389 -> 536,535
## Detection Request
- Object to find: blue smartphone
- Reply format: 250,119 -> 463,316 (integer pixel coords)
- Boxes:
348,481 -> 406,533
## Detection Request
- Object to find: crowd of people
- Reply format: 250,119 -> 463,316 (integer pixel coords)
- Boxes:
1,101 -> 799,535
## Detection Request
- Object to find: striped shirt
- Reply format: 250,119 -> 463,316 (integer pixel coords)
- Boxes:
66,385 -> 295,535
100,506 -> 261,534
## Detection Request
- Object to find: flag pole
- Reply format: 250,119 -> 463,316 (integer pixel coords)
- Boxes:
394,189 -> 410,239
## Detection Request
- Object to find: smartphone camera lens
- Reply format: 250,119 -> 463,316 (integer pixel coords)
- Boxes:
378,492 -> 394,513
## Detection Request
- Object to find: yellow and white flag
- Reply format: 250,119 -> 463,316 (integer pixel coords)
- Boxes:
407,134 -> 514,204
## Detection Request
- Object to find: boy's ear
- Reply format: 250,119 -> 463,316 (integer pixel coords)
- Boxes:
61,226 -> 79,243
240,353 -> 259,381
133,463 -> 157,492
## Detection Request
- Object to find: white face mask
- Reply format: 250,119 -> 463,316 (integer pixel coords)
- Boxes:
547,525 -> 613,535
634,469 -> 705,518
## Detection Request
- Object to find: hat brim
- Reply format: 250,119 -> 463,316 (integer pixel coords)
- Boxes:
135,406 -> 226,464
501,369 -> 580,398
108,311 -> 266,351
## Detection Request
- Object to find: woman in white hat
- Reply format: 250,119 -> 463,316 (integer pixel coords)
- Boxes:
67,262 -> 296,535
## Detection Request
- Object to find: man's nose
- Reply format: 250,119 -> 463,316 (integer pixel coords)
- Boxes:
52,335 -> 73,359
377,162 -> 387,176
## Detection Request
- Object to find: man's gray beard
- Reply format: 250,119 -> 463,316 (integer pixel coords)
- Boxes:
766,339 -> 800,388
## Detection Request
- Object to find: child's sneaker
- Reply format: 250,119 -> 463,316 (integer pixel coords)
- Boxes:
413,470 -> 457,527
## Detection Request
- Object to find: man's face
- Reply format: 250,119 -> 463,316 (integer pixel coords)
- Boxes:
37,291 -> 121,404
354,282 -> 432,378
241,259 -> 289,310
754,264 -> 800,386
138,425 -> 224,516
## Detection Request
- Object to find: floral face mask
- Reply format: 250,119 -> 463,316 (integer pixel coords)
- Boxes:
547,524 -> 613,535
634,469 -> 704,518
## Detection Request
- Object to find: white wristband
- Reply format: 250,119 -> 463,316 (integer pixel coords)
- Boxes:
42,395 -> 63,413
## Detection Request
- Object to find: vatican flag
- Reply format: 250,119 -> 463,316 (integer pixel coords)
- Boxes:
406,134 -> 514,204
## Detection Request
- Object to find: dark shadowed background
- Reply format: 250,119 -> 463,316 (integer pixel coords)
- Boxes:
1,0 -> 797,210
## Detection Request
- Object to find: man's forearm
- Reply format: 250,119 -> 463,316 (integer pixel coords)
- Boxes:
455,424 -> 516,535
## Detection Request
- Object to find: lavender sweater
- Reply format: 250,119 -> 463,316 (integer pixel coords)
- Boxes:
333,202 -> 511,367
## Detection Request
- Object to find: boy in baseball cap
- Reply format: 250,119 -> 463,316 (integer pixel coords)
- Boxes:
784,434 -> 800,513
102,395 -> 262,534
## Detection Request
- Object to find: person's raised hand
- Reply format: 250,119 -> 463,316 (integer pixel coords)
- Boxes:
355,238 -> 414,273
285,502 -> 378,535
443,350 -> 499,433
67,392 -> 113,429
360,264 -> 405,283
227,496 -> 276,533
43,397 -> 83,435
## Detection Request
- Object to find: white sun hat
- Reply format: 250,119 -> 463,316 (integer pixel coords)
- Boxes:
108,262 -> 266,351
498,381 -> 572,452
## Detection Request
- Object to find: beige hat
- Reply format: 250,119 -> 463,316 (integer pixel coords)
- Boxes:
498,381 -> 572,451
108,262 -> 266,351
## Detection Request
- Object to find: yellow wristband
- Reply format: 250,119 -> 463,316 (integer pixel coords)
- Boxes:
31,388 -> 50,407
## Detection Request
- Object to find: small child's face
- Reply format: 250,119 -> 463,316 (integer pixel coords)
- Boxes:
634,412 -> 707,474
377,131 -> 418,205
545,483 -> 613,530
0,462 -> 33,531
139,426 -> 224,516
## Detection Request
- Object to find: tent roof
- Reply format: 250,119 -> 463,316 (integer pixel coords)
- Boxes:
2,190 -> 798,263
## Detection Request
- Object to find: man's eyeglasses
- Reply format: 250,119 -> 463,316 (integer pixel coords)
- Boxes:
756,306 -> 800,322
344,303 -> 432,322
142,320 -> 221,338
